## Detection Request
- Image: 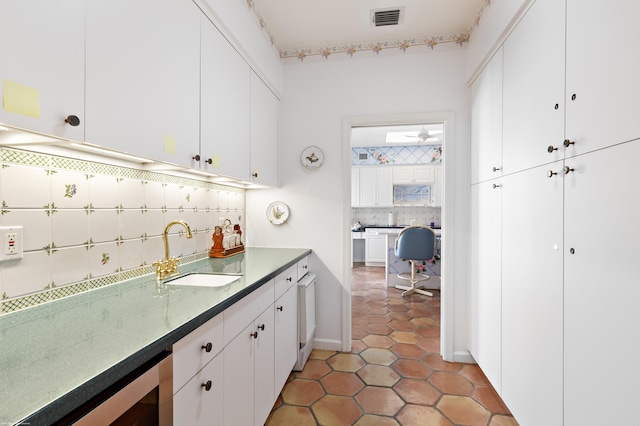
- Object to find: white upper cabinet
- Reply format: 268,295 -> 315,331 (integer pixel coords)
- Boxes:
359,168 -> 393,207
393,166 -> 435,184
351,168 -> 361,207
502,0 -> 565,175
470,48 -> 503,184
200,15 -> 251,180
250,71 -> 279,187
85,0 -> 200,167
0,0 -> 85,141
565,0 -> 640,156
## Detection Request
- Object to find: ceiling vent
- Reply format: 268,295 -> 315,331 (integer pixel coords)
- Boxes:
371,7 -> 404,27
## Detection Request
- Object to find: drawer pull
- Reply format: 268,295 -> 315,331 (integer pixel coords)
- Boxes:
258,324 -> 265,331
563,139 -> 575,148
250,331 -> 258,339
286,277 -> 292,282
202,380 -> 212,391
277,306 -> 283,311
202,342 -> 212,353
303,265 -> 308,269
65,115 -> 80,126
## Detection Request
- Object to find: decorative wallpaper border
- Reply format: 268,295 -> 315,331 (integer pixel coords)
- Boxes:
352,145 -> 442,166
248,0 -> 492,61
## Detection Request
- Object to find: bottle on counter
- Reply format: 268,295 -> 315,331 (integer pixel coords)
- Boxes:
388,212 -> 395,226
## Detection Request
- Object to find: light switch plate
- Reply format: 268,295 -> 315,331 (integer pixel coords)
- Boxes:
0,226 -> 23,261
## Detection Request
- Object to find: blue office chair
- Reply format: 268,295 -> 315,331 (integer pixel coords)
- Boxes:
394,225 -> 436,297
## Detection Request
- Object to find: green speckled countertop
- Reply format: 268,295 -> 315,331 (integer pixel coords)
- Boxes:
0,247 -> 310,426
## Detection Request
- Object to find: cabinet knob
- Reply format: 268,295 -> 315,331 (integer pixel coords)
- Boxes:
252,172 -> 258,178
250,331 -> 258,339
547,170 -> 558,178
202,380 -> 212,391
277,306 -> 283,311
492,166 -> 501,172
563,139 -> 575,148
303,265 -> 308,269
202,342 -> 212,353
258,324 -> 265,331
547,145 -> 558,153
286,277 -> 292,282
192,154 -> 201,161
492,183 -> 501,189
64,115 -> 80,127
205,158 -> 213,165
563,166 -> 575,175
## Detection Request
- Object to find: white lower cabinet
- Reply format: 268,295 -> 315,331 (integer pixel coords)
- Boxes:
364,229 -> 386,267
274,284 -> 298,393
174,352 -> 224,425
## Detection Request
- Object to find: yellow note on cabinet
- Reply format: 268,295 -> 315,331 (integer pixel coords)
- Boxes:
2,80 -> 41,118
210,153 -> 221,168
163,135 -> 177,155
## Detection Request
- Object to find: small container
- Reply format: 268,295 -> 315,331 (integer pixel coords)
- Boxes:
388,212 -> 395,226
430,222 -> 435,227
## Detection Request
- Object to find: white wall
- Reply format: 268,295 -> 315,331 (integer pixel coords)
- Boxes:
246,48 -> 471,357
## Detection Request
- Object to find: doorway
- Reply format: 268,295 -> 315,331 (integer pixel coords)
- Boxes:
342,112 -> 456,361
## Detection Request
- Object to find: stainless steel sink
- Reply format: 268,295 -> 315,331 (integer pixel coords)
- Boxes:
165,273 -> 241,287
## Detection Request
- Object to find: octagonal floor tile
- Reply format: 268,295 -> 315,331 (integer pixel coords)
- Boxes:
388,319 -> 416,331
312,395 -> 363,425
394,378 -> 442,406
351,339 -> 368,354
310,349 -> 336,360
410,316 -> 439,327
354,414 -> 400,426
357,364 -> 401,387
320,371 -> 365,396
417,338 -> 440,353
364,314 -> 393,325
437,395 -> 491,425
265,405 -> 317,426
362,334 -> 395,349
490,415 -> 521,426
389,311 -> 412,321
360,348 -> 398,366
390,343 -> 427,359
422,353 -> 463,372
461,364 -> 491,386
390,330 -> 421,344
328,353 -> 366,372
281,379 -> 325,405
355,386 -> 405,416
366,322 -> 393,335
295,359 -> 331,380
392,359 -> 433,379
429,371 -> 474,396
415,326 -> 440,339
473,386 -> 512,414
396,404 -> 452,426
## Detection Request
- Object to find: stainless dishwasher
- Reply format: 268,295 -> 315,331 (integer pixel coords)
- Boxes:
294,273 -> 316,371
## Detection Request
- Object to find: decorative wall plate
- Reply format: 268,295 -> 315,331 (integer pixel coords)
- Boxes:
301,146 -> 324,169
267,201 -> 290,225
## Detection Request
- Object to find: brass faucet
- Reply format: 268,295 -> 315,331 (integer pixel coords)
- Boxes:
153,220 -> 193,281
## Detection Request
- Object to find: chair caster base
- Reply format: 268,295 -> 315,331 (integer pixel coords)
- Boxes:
395,284 -> 433,297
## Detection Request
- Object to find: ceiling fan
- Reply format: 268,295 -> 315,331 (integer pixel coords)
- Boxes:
406,126 -> 442,142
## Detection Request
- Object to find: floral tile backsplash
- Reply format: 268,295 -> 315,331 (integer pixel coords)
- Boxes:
0,148 -> 245,314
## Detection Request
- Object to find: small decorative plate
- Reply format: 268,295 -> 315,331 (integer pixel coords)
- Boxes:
301,146 -> 324,169
267,201 -> 290,225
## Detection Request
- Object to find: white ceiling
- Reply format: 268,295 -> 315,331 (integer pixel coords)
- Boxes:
253,0 -> 487,56
351,123 -> 444,147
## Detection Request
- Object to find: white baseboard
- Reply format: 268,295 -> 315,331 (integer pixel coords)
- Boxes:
313,338 -> 343,352
453,350 -> 475,364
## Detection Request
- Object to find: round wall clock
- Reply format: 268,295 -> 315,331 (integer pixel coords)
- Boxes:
301,146 -> 324,169
267,201 -> 290,225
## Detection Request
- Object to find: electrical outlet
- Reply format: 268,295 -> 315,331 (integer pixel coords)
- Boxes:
0,226 -> 23,261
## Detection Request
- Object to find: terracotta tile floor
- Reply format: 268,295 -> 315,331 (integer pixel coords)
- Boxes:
266,264 -> 519,426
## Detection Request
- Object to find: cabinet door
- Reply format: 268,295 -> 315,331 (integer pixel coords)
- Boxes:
502,0 -> 565,175
359,168 -> 377,206
469,180 -> 502,393
0,0 -> 84,141
431,166 -> 443,206
376,168 -> 393,207
392,167 -> 414,184
365,234 -> 387,265
566,0 -> 640,156
254,306 -> 275,426
274,285 -> 298,401
85,0 -> 200,167
250,71 -> 279,186
563,141 -> 640,425
351,168 -> 360,207
470,48 -> 502,184
201,15 -> 250,178
223,322 -> 255,426
501,163 -> 563,426
174,352 -> 224,426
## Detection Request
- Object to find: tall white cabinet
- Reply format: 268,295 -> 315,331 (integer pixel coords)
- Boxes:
469,0 -> 640,425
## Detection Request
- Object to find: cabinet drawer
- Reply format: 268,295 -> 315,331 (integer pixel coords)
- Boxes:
173,314 -> 223,392
297,256 -> 310,281
174,351 -> 224,425
275,265 -> 297,300
224,279 -> 274,345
